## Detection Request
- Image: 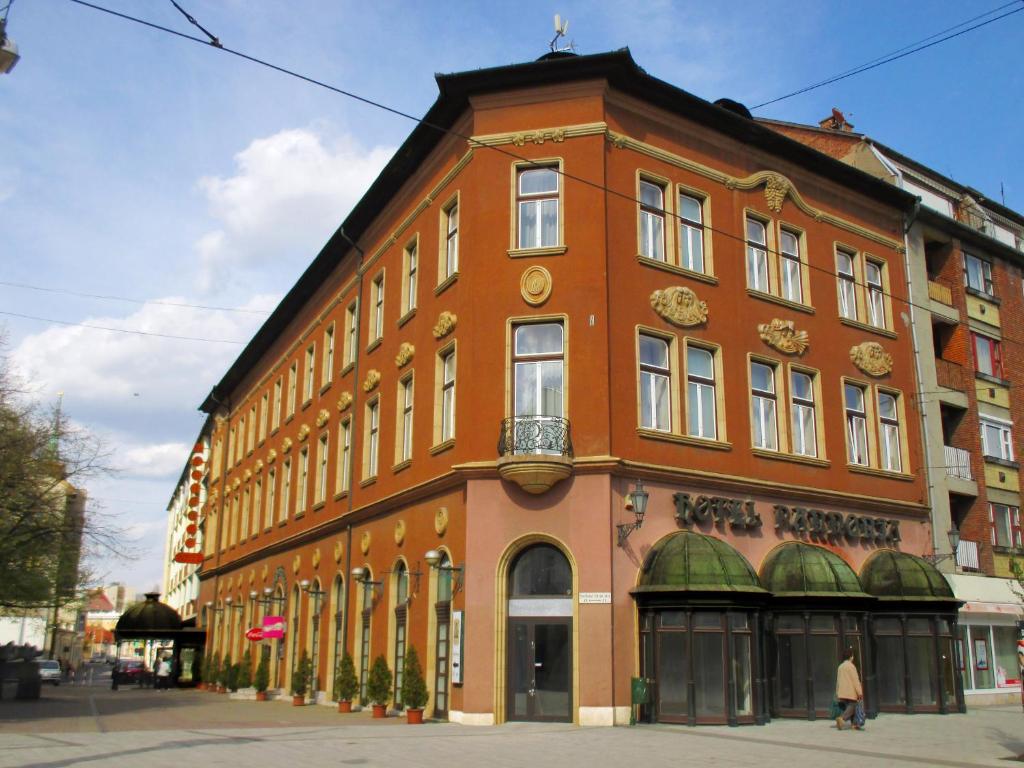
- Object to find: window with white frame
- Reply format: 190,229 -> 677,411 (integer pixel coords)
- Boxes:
304,344 -> 316,402
266,469 -> 276,528
259,392 -> 269,442
980,418 -> 1014,461
678,193 -> 705,273
639,180 -> 666,261
990,503 -> 1022,549
517,166 -> 559,249
779,230 -> 802,303
371,274 -> 384,343
745,217 -> 769,292
399,377 -> 413,462
323,324 -> 335,386
845,383 -> 869,466
240,487 -> 250,541
865,261 -> 886,329
639,334 -> 670,431
344,301 -> 358,368
315,433 -> 328,504
253,478 -> 262,536
280,460 -> 291,521
964,253 -> 994,296
287,362 -> 297,417
687,345 -> 717,439
273,378 -> 282,430
403,240 -> 418,316
443,201 -> 459,279
336,418 -> 351,494
366,399 -> 380,478
878,391 -> 901,472
441,349 -> 456,442
790,370 -> 817,457
297,447 -> 309,514
247,405 -> 256,453
750,361 -> 778,451
836,250 -> 858,321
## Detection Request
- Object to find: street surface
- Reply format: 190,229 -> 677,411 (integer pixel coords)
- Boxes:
1,679 -> 1021,768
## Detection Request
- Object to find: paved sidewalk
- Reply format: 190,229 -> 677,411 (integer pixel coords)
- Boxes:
1,686 -> 1021,768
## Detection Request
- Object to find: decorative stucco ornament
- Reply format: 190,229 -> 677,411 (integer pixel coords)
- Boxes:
764,173 -> 791,213
243,469 -> 252,481
337,391 -> 353,412
434,506 -> 449,536
360,531 -> 372,555
282,437 -> 293,454
650,286 -> 708,327
292,554 -> 301,575
312,548 -> 321,570
267,449 -> 277,465
333,540 -> 344,564
758,319 -> 810,355
395,343 -> 415,368
512,129 -> 565,146
394,520 -> 406,546
248,569 -> 255,585
521,266 -> 553,306
432,311 -> 458,339
254,459 -> 264,474
605,130 -> 628,149
315,409 -> 330,428
363,369 -> 381,392
261,564 -> 268,582
297,424 -> 311,442
849,341 -> 894,376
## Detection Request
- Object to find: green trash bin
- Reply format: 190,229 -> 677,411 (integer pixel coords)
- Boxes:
631,676 -> 650,705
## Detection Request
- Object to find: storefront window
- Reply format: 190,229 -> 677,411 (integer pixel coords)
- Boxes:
873,617 -> 906,709
969,625 -> 994,689
993,626 -> 1021,687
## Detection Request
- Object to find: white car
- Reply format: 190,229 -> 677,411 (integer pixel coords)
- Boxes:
34,659 -> 62,685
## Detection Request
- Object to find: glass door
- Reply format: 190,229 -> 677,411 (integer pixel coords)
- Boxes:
508,618 -> 571,721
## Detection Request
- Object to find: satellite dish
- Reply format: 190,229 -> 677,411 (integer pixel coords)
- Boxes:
549,14 -> 572,52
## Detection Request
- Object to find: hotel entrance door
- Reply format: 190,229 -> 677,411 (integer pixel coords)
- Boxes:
508,618 -> 571,721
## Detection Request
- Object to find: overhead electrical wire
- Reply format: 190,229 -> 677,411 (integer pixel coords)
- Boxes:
0,309 -> 245,344
0,279 -> 273,314
61,0 -> 1024,358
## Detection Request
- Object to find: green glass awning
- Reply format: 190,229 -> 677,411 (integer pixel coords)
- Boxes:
633,530 -> 766,594
760,542 -> 870,598
860,549 -> 956,602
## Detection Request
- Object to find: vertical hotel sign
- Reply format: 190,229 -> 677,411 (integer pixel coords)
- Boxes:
451,610 -> 464,685
174,442 -> 205,564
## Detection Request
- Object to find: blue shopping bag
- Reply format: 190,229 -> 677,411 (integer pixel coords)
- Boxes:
852,700 -> 866,728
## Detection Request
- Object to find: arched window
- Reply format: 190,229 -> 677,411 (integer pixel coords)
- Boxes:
358,568 -> 373,703
510,544 -> 572,597
331,574 -> 344,699
309,578 -> 324,697
433,552 -> 452,718
289,585 -> 301,689
393,561 -> 409,706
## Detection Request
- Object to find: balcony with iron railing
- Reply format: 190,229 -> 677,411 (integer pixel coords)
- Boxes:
955,538 -> 980,571
496,416 -> 573,494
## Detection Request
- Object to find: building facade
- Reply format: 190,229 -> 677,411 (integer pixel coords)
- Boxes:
193,50 -> 970,725
765,112 -> 1024,704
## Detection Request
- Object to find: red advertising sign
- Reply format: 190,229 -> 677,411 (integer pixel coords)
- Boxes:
262,615 -> 286,639
245,627 -> 264,642
173,552 -> 203,564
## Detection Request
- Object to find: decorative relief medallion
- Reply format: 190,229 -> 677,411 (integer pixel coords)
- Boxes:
434,506 -> 449,536
360,531 -> 371,555
297,424 -> 311,442
337,391 -> 353,412
292,554 -> 301,575
764,173 -> 791,213
214,415 -> 226,434
315,409 -> 330,428
333,540 -> 344,564
511,128 -> 565,146
650,286 -> 708,327
363,369 -> 381,392
394,520 -> 406,546
267,449 -> 277,465
432,311 -> 458,339
520,266 -> 553,306
850,341 -> 894,377
312,548 -> 321,570
261,564 -> 268,582
395,342 -> 415,368
758,319 -> 809,355
282,437 -> 293,454
254,459 -> 263,474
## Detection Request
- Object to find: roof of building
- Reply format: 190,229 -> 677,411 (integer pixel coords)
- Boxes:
114,592 -> 183,636
760,542 -> 869,598
200,49 -> 916,411
859,550 -> 955,602
634,530 -> 766,593
87,590 -> 115,612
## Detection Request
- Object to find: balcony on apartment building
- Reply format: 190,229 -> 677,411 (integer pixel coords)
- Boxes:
496,415 -> 574,494
943,444 -> 978,496
955,538 -> 981,571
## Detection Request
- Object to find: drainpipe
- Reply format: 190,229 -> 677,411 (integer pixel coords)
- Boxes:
336,227 -> 366,658
901,202 -> 945,565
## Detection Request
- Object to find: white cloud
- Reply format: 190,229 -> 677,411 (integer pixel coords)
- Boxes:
195,126 -> 395,290
118,442 -> 191,479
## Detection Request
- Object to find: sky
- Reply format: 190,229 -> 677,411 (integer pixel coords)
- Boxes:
2,0 -> 1022,595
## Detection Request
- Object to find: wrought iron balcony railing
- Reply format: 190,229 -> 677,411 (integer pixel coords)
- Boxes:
497,416 -> 573,458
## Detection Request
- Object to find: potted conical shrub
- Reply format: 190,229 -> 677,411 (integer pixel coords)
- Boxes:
227,661 -> 240,693
335,652 -> 358,713
291,650 -> 311,706
366,654 -> 392,718
236,649 -> 252,691
199,652 -> 212,690
207,652 -> 220,692
218,653 -> 232,693
400,646 -> 428,724
253,654 -> 270,702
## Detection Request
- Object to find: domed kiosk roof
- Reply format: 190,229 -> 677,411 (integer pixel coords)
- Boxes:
860,550 -> 955,601
760,542 -> 869,598
115,592 -> 183,637
634,530 -> 765,593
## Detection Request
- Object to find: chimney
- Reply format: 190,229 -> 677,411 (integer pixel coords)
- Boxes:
819,107 -> 854,132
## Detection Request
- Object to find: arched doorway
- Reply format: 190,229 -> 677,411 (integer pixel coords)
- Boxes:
507,543 -> 573,722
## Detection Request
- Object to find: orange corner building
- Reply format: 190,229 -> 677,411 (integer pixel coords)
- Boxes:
194,49 -> 965,726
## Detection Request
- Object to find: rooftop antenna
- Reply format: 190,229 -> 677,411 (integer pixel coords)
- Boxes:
549,14 -> 574,53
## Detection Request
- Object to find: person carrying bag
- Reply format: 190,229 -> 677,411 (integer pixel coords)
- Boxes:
834,647 -> 864,731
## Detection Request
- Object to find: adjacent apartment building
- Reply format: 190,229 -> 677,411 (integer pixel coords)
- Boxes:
765,111 -> 1024,704
190,50 -> 980,726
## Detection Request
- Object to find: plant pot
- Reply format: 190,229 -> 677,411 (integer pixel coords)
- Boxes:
292,695 -> 305,706
405,707 -> 424,724
218,686 -> 228,694
255,691 -> 267,702
196,682 -> 205,691
337,699 -> 352,713
371,703 -> 387,718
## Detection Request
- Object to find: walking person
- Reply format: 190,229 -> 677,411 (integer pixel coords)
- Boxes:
835,647 -> 863,730
155,656 -> 172,691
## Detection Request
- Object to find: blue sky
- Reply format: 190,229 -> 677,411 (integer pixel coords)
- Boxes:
2,0 -> 1021,593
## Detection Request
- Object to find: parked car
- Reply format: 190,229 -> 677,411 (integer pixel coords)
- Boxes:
33,659 -> 62,686
114,659 -> 150,686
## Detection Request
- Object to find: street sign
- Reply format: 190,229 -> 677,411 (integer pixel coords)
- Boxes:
245,627 -> 264,642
